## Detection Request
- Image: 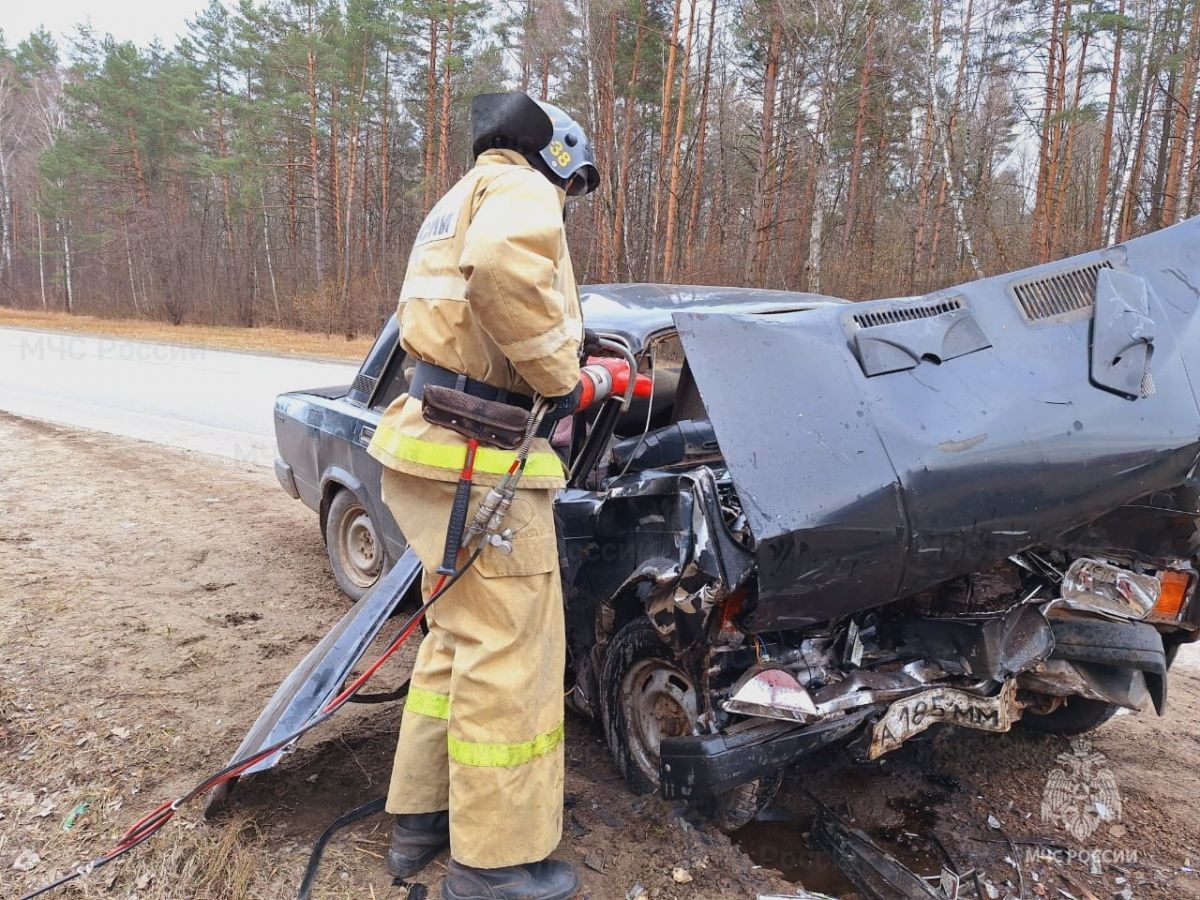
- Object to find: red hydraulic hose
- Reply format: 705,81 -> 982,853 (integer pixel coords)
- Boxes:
19,552 -> 475,900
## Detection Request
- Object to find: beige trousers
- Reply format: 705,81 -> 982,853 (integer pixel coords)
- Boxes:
381,469 -> 566,869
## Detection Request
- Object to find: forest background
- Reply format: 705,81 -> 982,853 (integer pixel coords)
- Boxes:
0,0 -> 1197,335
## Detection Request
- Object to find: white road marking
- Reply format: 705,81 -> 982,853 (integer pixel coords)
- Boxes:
0,327 -> 358,466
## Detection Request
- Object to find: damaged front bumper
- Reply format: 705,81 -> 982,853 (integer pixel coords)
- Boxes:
660,710 -> 873,803
663,604 -> 1168,803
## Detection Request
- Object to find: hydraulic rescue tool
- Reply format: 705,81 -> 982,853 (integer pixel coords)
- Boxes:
20,398 -> 554,900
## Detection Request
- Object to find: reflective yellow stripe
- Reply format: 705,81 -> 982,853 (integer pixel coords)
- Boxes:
399,274 -> 468,302
406,686 -> 450,720
371,430 -> 565,479
447,722 -> 565,768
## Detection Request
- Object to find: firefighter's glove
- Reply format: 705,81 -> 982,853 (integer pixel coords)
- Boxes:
580,328 -> 604,359
576,357 -> 652,411
542,383 -> 584,424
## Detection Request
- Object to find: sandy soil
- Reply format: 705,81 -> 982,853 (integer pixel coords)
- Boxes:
0,308 -> 373,362
0,413 -> 784,900
4,411 -> 1200,900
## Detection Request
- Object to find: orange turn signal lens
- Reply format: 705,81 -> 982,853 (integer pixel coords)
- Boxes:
1152,570 -> 1192,620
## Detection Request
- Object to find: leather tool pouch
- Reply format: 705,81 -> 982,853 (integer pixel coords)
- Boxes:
421,385 -> 527,450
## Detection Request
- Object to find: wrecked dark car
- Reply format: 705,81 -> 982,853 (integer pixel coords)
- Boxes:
242,219 -> 1200,830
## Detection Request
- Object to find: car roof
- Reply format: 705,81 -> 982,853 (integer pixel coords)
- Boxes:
579,282 -> 848,349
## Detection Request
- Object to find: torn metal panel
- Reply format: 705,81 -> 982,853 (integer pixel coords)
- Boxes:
1018,659 -> 1151,710
675,219 -> 1200,629
869,679 -> 1024,759
1091,269 -> 1155,399
891,603 -> 1056,682
808,808 -> 944,899
204,549 -> 422,815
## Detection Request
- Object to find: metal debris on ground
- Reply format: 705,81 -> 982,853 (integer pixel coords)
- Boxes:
808,808 -> 944,899
805,805 -> 1004,899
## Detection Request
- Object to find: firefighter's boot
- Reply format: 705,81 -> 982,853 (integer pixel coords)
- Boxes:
387,811 -> 450,879
441,858 -> 580,900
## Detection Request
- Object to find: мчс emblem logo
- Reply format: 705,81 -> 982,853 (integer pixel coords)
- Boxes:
1041,737 -> 1123,841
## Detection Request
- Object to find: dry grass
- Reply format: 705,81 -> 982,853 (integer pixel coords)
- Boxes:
0,308 -> 374,362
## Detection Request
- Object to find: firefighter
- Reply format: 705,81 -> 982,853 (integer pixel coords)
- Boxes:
366,92 -> 634,900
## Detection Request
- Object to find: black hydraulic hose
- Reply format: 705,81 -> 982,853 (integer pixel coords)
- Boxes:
296,796 -> 388,900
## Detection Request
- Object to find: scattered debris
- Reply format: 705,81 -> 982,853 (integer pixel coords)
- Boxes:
62,801 -> 90,830
808,807 -> 942,899
626,884 -> 648,900
111,726 -> 131,740
672,867 -> 693,884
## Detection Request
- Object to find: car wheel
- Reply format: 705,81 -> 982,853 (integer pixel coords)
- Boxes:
325,488 -> 385,600
1021,697 -> 1118,735
600,618 -> 781,831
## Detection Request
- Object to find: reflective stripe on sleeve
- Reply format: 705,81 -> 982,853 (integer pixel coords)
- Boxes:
494,315 -> 581,364
447,722 -> 565,768
369,430 -> 565,479
398,274 -> 469,302
406,686 -> 451,720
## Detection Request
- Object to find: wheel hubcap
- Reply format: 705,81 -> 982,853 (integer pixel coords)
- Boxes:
621,658 -> 699,787
341,508 -> 382,588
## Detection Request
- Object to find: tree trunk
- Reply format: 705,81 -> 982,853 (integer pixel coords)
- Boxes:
380,48 -> 393,295
1189,82 -> 1200,216
62,220 -> 73,313
261,184 -> 280,318
662,0 -> 697,281
1117,29 -> 1159,241
652,0 -> 684,267
685,0 -> 717,275
743,13 -> 782,285
423,12 -> 441,211
437,0 -> 457,197
613,11 -> 645,282
913,0 -> 942,280
593,8 -> 619,282
1163,0 -> 1200,225
1092,0 -> 1125,246
36,207 -> 46,309
1051,3 -> 1092,258
306,33 -> 323,283
1149,24 -> 1182,228
842,4 -> 876,255
1031,0 -> 1064,260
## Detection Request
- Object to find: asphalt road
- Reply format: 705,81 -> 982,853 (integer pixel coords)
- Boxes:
0,326 -> 358,467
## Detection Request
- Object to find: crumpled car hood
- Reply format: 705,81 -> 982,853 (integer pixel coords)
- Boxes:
676,219 -> 1200,629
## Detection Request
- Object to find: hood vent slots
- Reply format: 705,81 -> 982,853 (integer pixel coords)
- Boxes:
1012,260 -> 1112,322
852,297 -> 962,330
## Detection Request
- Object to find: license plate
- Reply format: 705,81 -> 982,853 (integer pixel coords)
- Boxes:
869,680 -> 1021,759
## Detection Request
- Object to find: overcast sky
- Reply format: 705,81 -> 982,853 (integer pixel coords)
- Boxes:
3,0 -> 203,51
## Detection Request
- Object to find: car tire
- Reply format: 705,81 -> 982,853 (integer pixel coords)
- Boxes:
1020,697 -> 1118,735
600,618 -> 780,831
324,487 -> 386,601
708,769 -> 784,832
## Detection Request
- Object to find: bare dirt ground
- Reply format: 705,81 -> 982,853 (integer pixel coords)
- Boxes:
0,308 -> 373,362
4,411 -> 1200,900
0,413 -> 785,900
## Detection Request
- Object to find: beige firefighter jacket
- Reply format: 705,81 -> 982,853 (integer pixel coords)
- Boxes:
367,149 -> 583,490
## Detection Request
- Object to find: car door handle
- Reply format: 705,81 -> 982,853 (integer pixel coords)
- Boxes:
360,425 -> 375,446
